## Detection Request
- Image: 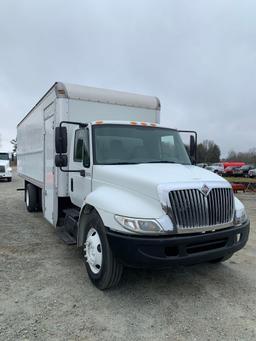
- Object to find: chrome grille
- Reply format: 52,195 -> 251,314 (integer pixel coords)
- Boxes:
0,166 -> 5,173
168,188 -> 234,231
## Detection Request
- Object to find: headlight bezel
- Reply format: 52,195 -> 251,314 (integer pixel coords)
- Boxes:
114,215 -> 164,234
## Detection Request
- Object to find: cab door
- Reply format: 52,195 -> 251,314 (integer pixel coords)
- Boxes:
69,127 -> 92,207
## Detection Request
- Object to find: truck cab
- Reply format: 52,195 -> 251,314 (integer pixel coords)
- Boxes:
55,120 -> 249,289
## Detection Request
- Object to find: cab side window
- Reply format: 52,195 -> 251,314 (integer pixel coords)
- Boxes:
74,128 -> 90,167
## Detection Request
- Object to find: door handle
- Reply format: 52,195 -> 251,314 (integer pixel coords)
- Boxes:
80,170 -> 91,177
71,178 -> 74,192
80,170 -> 85,177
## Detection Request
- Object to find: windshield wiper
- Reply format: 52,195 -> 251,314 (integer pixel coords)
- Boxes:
105,162 -> 140,165
144,160 -> 177,164
103,161 -> 182,165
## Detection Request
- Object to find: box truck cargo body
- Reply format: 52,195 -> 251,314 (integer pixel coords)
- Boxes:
17,82 -> 249,289
17,83 -> 160,225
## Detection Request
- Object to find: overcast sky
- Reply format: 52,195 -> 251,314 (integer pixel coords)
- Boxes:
1,0 -> 255,156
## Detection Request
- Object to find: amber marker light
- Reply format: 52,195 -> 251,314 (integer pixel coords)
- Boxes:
57,89 -> 65,95
150,123 -> 157,127
95,120 -> 103,124
130,121 -> 137,125
140,122 -> 147,126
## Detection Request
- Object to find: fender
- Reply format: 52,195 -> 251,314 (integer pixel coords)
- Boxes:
77,185 -> 164,247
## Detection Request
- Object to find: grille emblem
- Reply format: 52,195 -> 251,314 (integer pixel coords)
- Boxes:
201,184 -> 210,196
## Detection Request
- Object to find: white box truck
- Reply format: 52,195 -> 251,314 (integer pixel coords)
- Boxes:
0,152 -> 12,181
17,82 -> 250,289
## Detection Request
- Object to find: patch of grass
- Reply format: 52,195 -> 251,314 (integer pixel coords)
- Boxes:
225,176 -> 256,183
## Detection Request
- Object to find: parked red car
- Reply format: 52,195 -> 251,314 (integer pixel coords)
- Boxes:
222,162 -> 245,169
224,166 -> 241,176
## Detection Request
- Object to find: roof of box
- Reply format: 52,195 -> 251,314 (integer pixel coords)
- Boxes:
56,82 -> 160,110
18,82 -> 160,127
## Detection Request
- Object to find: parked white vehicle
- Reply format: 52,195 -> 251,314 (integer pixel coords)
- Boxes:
248,168 -> 256,178
196,163 -> 208,168
206,163 -> 224,175
17,82 -> 250,289
0,152 -> 12,182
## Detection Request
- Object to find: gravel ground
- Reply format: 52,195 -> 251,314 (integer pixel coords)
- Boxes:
0,172 -> 255,341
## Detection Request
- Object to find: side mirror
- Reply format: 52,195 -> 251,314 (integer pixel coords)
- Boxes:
55,154 -> 68,168
189,135 -> 196,164
83,147 -> 90,168
190,135 -> 195,154
55,127 -> 67,154
179,130 -> 197,164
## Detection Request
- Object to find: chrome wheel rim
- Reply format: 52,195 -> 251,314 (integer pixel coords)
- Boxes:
84,228 -> 102,274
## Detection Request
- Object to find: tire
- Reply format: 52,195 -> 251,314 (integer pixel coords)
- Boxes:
7,177 -> 12,182
82,210 -> 123,290
37,188 -> 42,212
26,183 -> 38,212
209,253 -> 233,263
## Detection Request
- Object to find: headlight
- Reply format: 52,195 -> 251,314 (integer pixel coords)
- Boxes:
7,167 -> 12,172
234,208 -> 248,226
114,215 -> 163,234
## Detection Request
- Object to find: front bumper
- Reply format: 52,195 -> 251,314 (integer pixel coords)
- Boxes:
106,221 -> 250,268
0,173 -> 11,179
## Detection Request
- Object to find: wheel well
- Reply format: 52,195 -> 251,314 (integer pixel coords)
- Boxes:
77,204 -> 98,247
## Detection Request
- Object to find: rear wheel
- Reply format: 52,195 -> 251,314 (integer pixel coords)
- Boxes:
25,183 -> 38,212
209,253 -> 233,263
7,177 -> 12,182
82,210 -> 123,290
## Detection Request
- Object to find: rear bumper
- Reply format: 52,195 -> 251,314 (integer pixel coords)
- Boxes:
106,221 -> 250,268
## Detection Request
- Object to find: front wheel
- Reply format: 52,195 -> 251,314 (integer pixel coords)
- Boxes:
7,177 -> 12,182
82,210 -> 123,290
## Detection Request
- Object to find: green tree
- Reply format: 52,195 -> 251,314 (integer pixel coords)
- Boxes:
197,140 -> 221,163
10,138 -> 17,154
226,148 -> 256,164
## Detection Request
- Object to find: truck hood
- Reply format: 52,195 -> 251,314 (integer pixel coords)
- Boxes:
93,164 -> 230,200
0,160 -> 9,167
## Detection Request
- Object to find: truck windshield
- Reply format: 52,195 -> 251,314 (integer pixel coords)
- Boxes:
0,153 -> 9,160
92,124 -> 191,165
